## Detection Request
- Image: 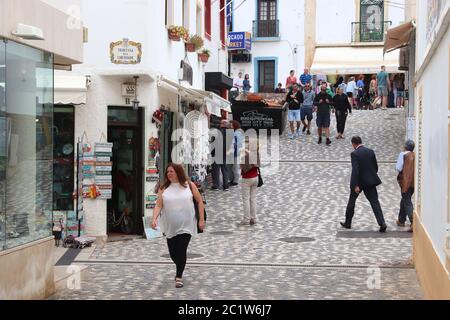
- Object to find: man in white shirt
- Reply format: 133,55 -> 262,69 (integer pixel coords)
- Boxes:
346,77 -> 357,108
233,72 -> 244,92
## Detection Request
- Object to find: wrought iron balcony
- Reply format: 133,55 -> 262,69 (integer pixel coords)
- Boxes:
253,19 -> 279,38
351,21 -> 392,42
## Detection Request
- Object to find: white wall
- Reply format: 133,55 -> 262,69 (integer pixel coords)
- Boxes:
230,0 -> 306,92
315,0 -> 406,45
415,23 -> 449,264
316,0 -> 356,44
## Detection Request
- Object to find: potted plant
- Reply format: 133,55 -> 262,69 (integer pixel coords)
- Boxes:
198,48 -> 211,63
186,34 -> 204,52
168,25 -> 189,42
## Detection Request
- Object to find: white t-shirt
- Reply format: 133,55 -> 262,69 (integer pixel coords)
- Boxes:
233,77 -> 244,89
346,81 -> 357,94
160,183 -> 197,239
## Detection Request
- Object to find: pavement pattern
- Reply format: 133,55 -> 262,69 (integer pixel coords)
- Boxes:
50,109 -> 423,300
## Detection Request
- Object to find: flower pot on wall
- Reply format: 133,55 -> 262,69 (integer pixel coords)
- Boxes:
185,43 -> 196,52
168,31 -> 181,41
198,53 -> 209,63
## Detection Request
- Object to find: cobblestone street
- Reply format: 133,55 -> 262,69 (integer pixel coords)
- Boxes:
50,109 -> 423,300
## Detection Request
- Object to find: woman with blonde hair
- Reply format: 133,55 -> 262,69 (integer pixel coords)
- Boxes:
238,137 -> 261,226
151,163 -> 205,288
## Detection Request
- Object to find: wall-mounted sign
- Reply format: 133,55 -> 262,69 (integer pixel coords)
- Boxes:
227,32 -> 251,51
110,38 -> 142,64
122,83 -> 136,97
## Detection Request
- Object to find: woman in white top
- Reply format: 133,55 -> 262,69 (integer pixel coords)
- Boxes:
346,76 -> 357,108
151,163 -> 205,288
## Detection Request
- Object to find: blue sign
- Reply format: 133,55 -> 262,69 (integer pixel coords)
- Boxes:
227,32 -> 251,51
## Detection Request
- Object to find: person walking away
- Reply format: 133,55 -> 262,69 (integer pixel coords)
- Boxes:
151,163 -> 205,288
333,86 -> 352,139
369,75 -> 377,108
239,138 -> 260,226
274,83 -> 286,94
211,120 -> 230,191
299,67 -> 312,88
301,83 -> 315,135
396,140 -> 415,232
346,76 -> 357,108
233,72 -> 244,93
356,75 -> 365,109
341,136 -> 387,232
52,219 -> 64,247
313,82 -> 334,145
286,70 -> 298,91
285,83 -> 304,139
227,121 -> 244,186
377,66 -> 390,110
334,76 -> 345,92
243,74 -> 252,94
395,74 -> 405,108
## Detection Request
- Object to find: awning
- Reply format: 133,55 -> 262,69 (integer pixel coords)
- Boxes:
310,46 -> 400,75
384,20 -> 416,54
193,89 -> 232,117
157,75 -> 206,101
54,71 -> 87,105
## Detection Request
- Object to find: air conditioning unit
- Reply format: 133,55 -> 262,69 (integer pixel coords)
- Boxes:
231,52 -> 252,63
399,47 -> 409,71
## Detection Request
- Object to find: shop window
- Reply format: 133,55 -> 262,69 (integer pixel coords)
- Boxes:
0,40 -> 5,250
2,40 -> 53,250
182,0 -> 190,30
53,106 -> 75,211
165,0 -> 174,27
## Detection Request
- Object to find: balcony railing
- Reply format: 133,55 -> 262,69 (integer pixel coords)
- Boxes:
253,19 -> 279,38
351,21 -> 392,43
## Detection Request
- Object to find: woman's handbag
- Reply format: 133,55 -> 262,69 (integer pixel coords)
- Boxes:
189,183 -> 207,233
257,168 -> 264,188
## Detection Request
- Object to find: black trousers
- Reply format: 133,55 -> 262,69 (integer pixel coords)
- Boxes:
212,163 -> 229,189
345,186 -> 386,226
398,187 -> 414,224
167,233 -> 192,278
335,110 -> 348,134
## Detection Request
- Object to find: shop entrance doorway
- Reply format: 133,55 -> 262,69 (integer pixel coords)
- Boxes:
107,107 -> 144,236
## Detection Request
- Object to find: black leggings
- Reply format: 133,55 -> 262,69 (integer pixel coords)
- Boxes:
167,233 -> 192,278
335,110 -> 348,134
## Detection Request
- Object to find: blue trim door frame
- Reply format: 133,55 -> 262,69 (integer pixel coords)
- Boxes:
254,57 -> 278,93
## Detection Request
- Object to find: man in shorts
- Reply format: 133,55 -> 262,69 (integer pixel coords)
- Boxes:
377,65 -> 391,110
301,83 -> 315,135
285,83 -> 304,139
313,82 -> 333,145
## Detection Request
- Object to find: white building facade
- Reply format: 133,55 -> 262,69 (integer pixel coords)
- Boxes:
53,0 -> 231,241
230,0 -> 307,92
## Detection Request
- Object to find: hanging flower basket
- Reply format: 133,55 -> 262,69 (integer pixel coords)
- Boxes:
168,32 -> 181,41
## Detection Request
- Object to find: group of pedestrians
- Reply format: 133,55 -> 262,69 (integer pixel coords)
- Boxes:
286,80 -> 352,145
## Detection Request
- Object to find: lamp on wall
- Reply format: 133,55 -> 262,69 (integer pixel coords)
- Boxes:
132,76 -> 140,110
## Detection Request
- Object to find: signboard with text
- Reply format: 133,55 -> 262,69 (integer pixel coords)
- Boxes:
227,32 -> 251,51
110,38 -> 142,64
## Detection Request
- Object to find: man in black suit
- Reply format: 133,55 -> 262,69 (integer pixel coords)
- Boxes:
341,136 -> 387,232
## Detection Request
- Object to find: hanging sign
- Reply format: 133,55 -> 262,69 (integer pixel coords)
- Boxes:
227,32 -> 252,51
110,38 -> 142,65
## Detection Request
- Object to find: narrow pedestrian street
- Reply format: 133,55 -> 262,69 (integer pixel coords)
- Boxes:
50,109 -> 423,300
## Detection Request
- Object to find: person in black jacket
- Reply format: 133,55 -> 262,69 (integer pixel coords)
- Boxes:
341,136 -> 387,232
333,86 -> 352,139
313,83 -> 333,145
